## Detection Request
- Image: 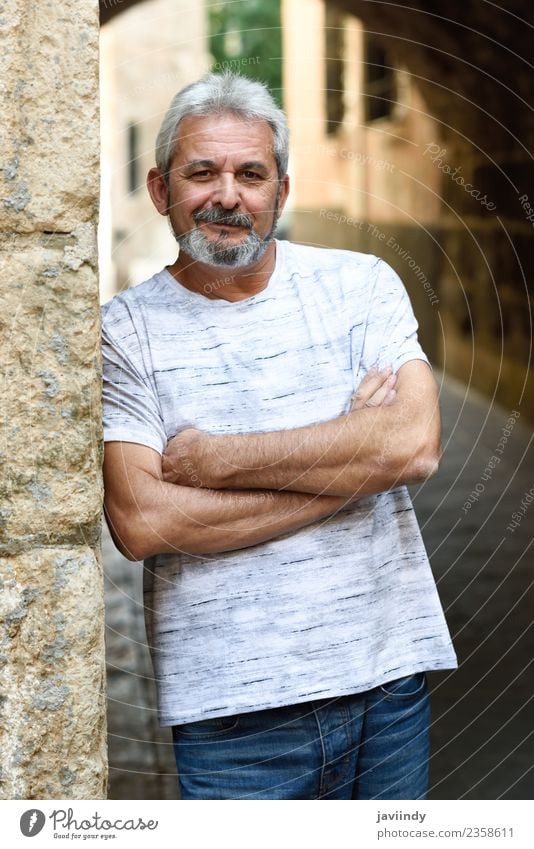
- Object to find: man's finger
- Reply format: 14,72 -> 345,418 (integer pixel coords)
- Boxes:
352,368 -> 390,403
161,457 -> 174,482
351,369 -> 394,411
363,373 -> 397,408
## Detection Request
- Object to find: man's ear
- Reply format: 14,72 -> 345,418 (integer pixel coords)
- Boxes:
147,167 -> 169,215
277,173 -> 290,218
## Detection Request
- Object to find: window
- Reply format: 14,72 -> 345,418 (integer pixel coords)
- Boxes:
127,122 -> 141,193
363,35 -> 396,122
324,6 -> 345,135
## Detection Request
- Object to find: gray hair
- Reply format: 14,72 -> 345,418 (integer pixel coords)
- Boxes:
155,72 -> 289,181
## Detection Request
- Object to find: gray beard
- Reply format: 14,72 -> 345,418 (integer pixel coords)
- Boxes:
175,224 -> 274,269
170,191 -> 281,269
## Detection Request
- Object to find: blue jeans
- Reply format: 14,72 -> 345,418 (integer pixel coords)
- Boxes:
172,672 -> 430,799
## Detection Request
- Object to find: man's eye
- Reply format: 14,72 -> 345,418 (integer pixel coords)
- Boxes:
241,171 -> 261,180
190,171 -> 213,180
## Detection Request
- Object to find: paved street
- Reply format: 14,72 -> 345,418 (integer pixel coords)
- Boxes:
104,374 -> 533,800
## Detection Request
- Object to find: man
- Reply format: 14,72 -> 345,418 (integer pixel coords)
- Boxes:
102,72 -> 456,800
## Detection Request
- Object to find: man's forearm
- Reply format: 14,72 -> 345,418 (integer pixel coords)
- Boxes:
161,361 -> 441,498
106,471 -> 349,561
206,405 -> 422,496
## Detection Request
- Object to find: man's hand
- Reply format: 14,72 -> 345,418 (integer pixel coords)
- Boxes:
162,368 -> 398,488
350,367 -> 397,411
162,426 -> 207,487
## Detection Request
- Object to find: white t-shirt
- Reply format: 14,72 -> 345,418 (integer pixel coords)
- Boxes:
102,240 -> 457,726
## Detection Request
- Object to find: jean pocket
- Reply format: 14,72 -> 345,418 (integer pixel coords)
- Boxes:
379,672 -> 427,700
172,715 -> 240,739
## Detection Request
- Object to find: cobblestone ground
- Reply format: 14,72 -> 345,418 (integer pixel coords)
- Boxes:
104,374 -> 533,800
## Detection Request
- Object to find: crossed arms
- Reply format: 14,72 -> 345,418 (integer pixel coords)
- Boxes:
103,360 -> 441,561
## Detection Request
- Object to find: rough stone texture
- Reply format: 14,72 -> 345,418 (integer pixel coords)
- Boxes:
0,547 -> 106,799
0,1 -> 100,233
0,232 -> 102,552
0,0 -> 105,798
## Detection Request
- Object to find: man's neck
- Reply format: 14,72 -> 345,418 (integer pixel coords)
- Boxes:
166,241 -> 277,302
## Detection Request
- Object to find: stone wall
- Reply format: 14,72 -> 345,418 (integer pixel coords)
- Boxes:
0,1 -> 106,798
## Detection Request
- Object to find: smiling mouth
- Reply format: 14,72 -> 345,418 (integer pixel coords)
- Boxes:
203,221 -> 249,233
193,208 -> 254,229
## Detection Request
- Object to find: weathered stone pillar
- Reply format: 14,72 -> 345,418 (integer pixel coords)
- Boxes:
0,1 -> 106,798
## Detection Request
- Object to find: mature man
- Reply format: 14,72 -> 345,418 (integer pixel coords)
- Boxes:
102,72 -> 456,800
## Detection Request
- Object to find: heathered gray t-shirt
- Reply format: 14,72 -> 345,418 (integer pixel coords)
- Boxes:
102,240 -> 457,726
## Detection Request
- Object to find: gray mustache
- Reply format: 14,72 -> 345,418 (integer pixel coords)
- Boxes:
192,208 -> 253,229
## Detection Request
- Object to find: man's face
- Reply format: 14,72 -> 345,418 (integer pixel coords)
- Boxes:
153,112 -> 289,268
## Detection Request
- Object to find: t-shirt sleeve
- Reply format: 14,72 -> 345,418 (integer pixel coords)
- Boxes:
102,321 -> 167,455
356,257 -> 430,378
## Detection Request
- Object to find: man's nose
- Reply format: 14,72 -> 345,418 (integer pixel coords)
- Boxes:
210,173 -> 240,209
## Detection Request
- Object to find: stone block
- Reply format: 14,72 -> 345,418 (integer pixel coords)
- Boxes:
0,0 -> 105,801
0,229 -> 102,550
0,0 -> 99,233
0,546 -> 107,799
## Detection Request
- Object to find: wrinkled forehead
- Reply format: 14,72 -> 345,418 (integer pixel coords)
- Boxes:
172,112 -> 277,168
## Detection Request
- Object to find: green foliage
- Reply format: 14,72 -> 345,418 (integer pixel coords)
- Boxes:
208,0 -> 283,106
